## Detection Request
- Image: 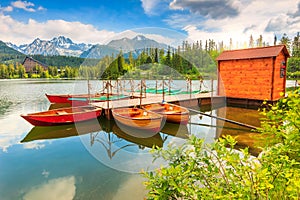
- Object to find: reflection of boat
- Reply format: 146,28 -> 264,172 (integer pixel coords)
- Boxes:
89,118 -> 163,159
143,103 -> 189,125
20,119 -> 102,142
112,123 -> 163,148
112,108 -> 163,135
21,105 -> 102,126
160,122 -> 189,139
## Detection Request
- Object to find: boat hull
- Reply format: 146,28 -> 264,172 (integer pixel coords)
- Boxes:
45,93 -> 119,104
143,103 -> 190,125
21,106 -> 102,126
112,108 -> 163,137
68,94 -> 130,106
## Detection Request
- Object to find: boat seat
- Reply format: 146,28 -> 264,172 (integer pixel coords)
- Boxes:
129,111 -> 140,117
56,111 -> 68,115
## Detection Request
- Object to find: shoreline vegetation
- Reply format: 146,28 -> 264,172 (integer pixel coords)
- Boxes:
143,88 -> 300,199
2,33 -> 300,80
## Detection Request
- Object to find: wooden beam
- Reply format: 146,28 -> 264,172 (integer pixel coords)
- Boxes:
187,108 -> 258,130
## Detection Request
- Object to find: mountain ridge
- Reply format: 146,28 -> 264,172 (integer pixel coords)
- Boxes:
6,35 -> 170,59
6,36 -> 92,57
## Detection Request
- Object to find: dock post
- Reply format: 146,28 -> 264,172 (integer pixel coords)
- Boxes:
104,109 -> 112,120
162,77 -> 165,102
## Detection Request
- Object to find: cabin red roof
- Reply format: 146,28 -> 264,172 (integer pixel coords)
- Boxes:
216,45 -> 290,61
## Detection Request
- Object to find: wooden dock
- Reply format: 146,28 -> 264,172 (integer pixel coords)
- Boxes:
91,92 -> 225,119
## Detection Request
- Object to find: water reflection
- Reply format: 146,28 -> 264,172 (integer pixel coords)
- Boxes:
21,105 -> 263,160
21,116 -> 189,158
216,107 -> 262,156
21,119 -> 102,143
0,98 -> 13,115
23,176 -> 76,200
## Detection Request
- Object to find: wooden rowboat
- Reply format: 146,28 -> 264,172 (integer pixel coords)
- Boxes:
143,103 -> 189,125
45,93 -> 117,104
68,94 -> 130,106
111,108 -> 163,136
21,105 -> 102,126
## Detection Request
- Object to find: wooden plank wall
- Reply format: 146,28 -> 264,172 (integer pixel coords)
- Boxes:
272,51 -> 286,100
218,57 -> 274,100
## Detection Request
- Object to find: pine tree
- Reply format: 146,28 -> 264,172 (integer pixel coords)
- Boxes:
274,35 -> 277,46
292,32 -> 300,57
280,33 -> 291,52
249,35 -> 254,48
154,48 -> 159,63
257,35 -> 263,47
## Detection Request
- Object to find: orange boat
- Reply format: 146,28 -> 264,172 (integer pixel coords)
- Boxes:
21,105 -> 102,126
143,103 -> 189,125
111,108 -> 163,135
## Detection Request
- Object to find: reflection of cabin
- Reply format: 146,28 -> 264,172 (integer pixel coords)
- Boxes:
22,56 -> 48,73
216,45 -> 290,101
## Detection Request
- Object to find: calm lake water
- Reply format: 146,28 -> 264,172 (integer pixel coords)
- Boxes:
0,79 -> 289,200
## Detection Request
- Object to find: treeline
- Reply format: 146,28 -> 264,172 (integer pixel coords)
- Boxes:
0,41 -> 25,64
31,55 -> 98,67
280,33 -> 300,79
0,63 -> 79,79
78,42 -> 219,80
1,33 -> 299,79
0,63 -> 26,78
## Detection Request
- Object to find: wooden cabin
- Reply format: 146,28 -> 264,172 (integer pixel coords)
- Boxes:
22,56 -> 48,73
216,45 -> 290,101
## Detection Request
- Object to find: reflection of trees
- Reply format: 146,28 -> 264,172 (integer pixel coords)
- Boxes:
0,98 -> 13,115
90,132 -> 135,159
90,116 -> 164,159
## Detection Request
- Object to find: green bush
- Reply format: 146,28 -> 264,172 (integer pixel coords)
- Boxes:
143,89 -> 300,199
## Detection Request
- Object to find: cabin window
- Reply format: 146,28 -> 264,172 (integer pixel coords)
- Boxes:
280,61 -> 286,78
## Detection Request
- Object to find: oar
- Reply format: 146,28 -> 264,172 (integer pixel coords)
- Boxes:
188,122 -> 255,132
187,108 -> 258,130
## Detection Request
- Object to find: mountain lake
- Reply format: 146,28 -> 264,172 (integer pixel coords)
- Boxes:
0,79 -> 295,200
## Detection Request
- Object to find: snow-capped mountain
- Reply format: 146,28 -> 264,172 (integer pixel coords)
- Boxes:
107,35 -> 168,52
80,35 -> 169,59
7,36 -> 92,57
7,35 -> 169,59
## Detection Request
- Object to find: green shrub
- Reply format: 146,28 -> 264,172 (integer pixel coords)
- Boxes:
143,89 -> 300,199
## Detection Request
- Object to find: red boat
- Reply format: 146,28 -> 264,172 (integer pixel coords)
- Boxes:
21,105 -> 102,126
45,93 -> 129,106
45,93 -> 117,103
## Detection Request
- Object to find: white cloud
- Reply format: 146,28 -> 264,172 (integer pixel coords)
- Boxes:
1,0 -> 45,13
0,14 -> 115,45
11,0 -> 35,12
37,6 -> 45,11
112,176 -> 147,200
0,113 -> 31,152
141,0 -> 161,15
167,0 -> 300,48
0,6 -> 13,12
141,0 -> 171,16
23,176 -> 76,200
23,141 -> 46,150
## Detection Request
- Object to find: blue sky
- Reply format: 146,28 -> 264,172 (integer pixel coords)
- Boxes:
1,0 -> 300,47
